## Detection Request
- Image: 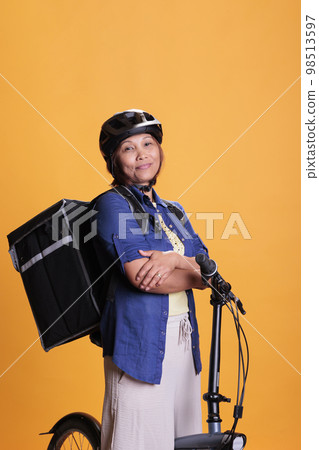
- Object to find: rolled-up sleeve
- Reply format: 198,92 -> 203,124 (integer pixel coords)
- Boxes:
94,192 -> 152,275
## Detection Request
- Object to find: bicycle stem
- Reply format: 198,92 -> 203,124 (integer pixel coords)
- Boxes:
203,293 -> 231,434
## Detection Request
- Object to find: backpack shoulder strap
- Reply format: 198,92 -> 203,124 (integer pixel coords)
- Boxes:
92,187 -> 185,223
109,185 -> 146,214
97,186 -> 149,234
162,200 -> 186,226
111,188 -> 186,229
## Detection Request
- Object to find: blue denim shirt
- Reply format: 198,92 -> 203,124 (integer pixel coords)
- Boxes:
93,184 -> 210,384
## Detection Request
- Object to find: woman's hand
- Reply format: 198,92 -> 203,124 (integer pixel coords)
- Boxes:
124,253 -> 208,293
136,250 -> 179,291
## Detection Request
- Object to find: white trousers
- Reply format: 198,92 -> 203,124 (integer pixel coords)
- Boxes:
101,313 -> 202,450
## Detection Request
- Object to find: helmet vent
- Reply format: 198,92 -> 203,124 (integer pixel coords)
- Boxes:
108,118 -> 126,130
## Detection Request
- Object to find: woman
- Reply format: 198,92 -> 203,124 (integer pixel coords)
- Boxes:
94,109 -> 211,450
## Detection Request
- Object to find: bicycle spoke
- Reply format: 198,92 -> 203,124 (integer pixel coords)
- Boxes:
70,432 -> 81,450
49,422 -> 98,449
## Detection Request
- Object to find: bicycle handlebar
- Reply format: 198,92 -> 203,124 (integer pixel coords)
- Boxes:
195,253 -> 246,315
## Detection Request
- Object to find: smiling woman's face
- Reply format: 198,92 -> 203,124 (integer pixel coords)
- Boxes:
114,133 -> 161,185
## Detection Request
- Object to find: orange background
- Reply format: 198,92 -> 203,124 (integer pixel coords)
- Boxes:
0,1 -> 300,448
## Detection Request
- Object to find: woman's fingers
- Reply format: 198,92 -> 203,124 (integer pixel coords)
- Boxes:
138,249 -> 154,257
136,250 -> 177,290
139,265 -> 167,289
154,271 -> 169,288
136,250 -> 158,281
136,260 -> 152,282
139,268 -> 163,290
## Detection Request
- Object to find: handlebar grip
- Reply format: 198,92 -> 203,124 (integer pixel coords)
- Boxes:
195,253 -> 246,314
195,253 -> 217,277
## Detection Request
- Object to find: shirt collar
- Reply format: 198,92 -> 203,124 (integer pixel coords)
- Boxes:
127,184 -> 168,208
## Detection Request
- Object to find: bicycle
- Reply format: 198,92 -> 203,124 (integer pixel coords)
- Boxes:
41,253 -> 249,450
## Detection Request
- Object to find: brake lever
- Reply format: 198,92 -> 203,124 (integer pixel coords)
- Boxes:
228,292 -> 246,315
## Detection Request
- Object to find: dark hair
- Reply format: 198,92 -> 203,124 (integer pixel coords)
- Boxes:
106,142 -> 164,187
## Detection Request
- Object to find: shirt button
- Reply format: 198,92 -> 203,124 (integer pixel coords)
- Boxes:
161,331 -> 165,335
169,224 -> 173,228
182,238 -> 185,241
163,311 -> 167,316
193,346 -> 196,349
160,350 -> 164,354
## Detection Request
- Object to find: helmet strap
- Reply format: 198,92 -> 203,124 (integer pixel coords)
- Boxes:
109,153 -> 115,178
133,179 -> 155,193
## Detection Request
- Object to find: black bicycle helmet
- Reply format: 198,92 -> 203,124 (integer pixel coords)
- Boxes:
99,109 -> 163,161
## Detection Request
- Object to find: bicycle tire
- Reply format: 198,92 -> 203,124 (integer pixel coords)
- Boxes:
47,417 -> 100,450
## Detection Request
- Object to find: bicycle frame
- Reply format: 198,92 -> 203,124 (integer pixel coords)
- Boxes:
174,289 -> 247,450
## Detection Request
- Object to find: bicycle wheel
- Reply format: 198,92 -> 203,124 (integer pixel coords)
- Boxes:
47,417 -> 100,450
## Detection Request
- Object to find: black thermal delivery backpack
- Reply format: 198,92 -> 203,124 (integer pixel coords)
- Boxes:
7,186 -> 185,351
